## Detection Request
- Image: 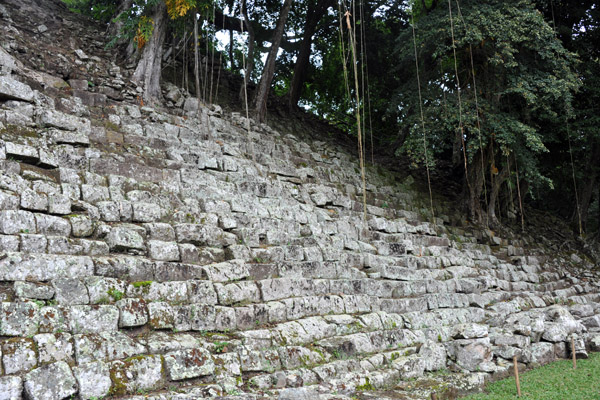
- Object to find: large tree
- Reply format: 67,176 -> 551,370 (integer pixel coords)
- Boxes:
253,0 -> 294,122
287,0 -> 334,109
394,0 -> 579,225
131,1 -> 168,105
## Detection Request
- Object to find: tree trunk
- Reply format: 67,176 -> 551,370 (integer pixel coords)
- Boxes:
288,0 -> 332,109
108,0 -> 135,60
239,0 -> 255,102
487,165 -> 509,227
254,0 -> 294,123
229,29 -> 235,71
132,1 -> 167,106
194,12 -> 201,107
467,148 -> 486,224
578,141 -> 599,232
452,129 -> 462,168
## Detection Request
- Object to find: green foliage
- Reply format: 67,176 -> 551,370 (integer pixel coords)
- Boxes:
134,15 -> 155,48
213,341 -> 230,353
105,0 -> 162,49
107,288 -> 124,302
463,352 -> 600,399
131,280 -> 153,288
61,0 -> 116,23
356,377 -> 376,391
395,0 -> 579,214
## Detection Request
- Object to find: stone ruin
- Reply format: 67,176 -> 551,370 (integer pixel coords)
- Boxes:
0,1 -> 599,399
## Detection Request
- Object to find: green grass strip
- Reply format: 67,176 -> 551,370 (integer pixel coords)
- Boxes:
463,352 -> 600,400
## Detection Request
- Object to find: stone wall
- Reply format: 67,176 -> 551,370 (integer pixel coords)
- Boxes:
0,2 -> 599,400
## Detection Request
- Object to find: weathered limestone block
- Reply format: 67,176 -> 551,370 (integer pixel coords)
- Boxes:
116,298 -> 148,327
0,253 -> 94,281
73,332 -> 138,365
164,348 -> 215,380
19,233 -> 47,253
69,305 -> 119,334
20,189 -> 48,211
386,356 -> 421,381
273,321 -> 313,347
48,194 -> 71,215
52,278 -> 89,305
73,334 -> 108,365
94,255 -> 154,281
203,260 -> 249,283
108,355 -> 165,395
453,323 -> 489,339
4,143 -> 38,164
187,304 -> 236,331
37,109 -> 91,134
238,347 -> 281,372
451,338 -> 493,371
214,352 -> 242,380
33,333 -> 74,364
0,235 -> 19,252
0,189 -> 19,210
379,297 -> 428,315
148,240 -> 180,261
107,225 -> 145,252
196,247 -> 226,265
153,260 -> 206,281
215,281 -> 260,305
175,223 -> 236,247
73,360 -> 111,400
46,236 -> 82,255
568,304 -> 595,318
542,322 -> 579,343
144,222 -> 176,241
279,297 -> 311,321
80,239 -> 109,256
0,76 -> 34,101
81,184 -> 109,204
38,306 -> 70,334
0,210 -> 36,235
127,281 -> 188,302
493,332 -> 530,348
529,342 -> 555,365
84,276 -> 128,305
24,361 -> 77,400
187,280 -> 218,304
378,312 -> 405,330
278,346 -> 323,369
14,281 -> 54,300
67,214 -> 94,237
419,340 -> 447,371
258,278 -> 296,301
132,202 -> 163,222
148,302 -> 175,329
374,241 -> 407,256
47,127 -> 90,146
0,375 -> 23,400
2,338 -> 38,374
1,301 -> 40,336
101,332 -> 146,362
97,201 -> 120,222
583,315 -> 600,328
35,215 -> 70,237
428,293 -> 470,309
61,183 -> 80,201
140,332 -> 195,355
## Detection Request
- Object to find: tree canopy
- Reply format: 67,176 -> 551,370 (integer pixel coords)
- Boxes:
64,0 -> 600,236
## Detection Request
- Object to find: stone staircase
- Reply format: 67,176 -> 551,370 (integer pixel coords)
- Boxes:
1,2 -> 600,400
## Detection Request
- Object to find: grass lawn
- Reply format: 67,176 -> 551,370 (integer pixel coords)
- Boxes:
462,352 -> 600,400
